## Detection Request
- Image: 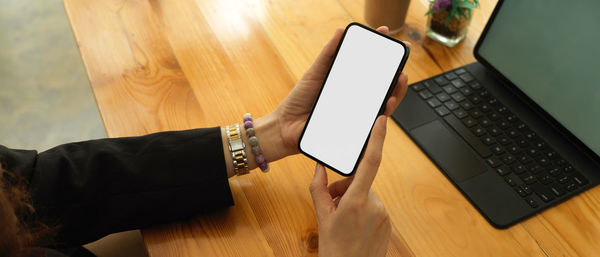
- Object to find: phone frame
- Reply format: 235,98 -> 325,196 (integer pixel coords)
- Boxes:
298,22 -> 410,177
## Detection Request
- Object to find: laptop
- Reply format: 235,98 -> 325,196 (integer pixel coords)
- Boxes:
392,0 -> 600,228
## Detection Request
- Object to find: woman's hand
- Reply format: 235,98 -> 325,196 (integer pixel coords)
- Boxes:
310,115 -> 391,257
271,26 -> 409,159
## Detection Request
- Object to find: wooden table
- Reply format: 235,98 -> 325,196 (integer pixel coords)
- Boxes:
63,0 -> 600,256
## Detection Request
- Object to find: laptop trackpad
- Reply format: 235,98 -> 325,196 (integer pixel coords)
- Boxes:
411,120 -> 488,182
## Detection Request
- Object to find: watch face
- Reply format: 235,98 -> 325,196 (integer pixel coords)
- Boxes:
229,138 -> 245,151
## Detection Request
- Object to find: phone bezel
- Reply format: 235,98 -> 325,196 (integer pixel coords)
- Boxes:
298,22 -> 410,177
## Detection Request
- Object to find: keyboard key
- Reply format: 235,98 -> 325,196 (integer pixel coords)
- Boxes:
460,73 -> 474,82
471,126 -> 486,136
537,157 -> 551,167
532,184 -> 556,202
572,173 -> 589,186
496,135 -> 511,145
558,175 -> 569,184
524,131 -> 537,140
516,185 -> 529,197
443,85 -> 458,94
424,81 -> 443,93
470,82 -> 482,90
521,174 -> 537,185
434,76 -> 449,85
436,92 -> 451,102
412,83 -> 425,91
487,98 -> 497,105
460,101 -> 474,110
453,109 -> 469,119
497,106 -> 509,114
444,101 -> 459,110
488,112 -> 501,120
491,145 -> 505,155
435,106 -> 451,116
469,109 -> 483,119
504,174 -> 517,186
451,79 -> 466,88
479,90 -> 491,98
516,137 -> 529,148
515,122 -> 527,131
527,163 -> 543,174
445,72 -> 458,80
460,87 -> 474,96
481,135 -> 495,145
525,198 -> 538,208
563,165 -> 574,173
480,117 -> 492,127
487,156 -> 502,167
451,92 -> 466,102
534,141 -> 547,150
498,120 -> 510,130
488,126 -> 502,136
550,186 -> 565,197
506,114 -> 519,123
507,145 -> 521,154
463,117 -> 477,127
527,148 -> 541,157
427,98 -> 442,108
548,168 -> 561,177
539,174 -> 553,185
555,159 -> 567,166
455,68 -> 467,74
545,151 -> 559,160
518,155 -> 533,164
566,183 -> 577,191
419,90 -> 433,99
497,165 -> 511,176
510,164 -> 527,174
444,115 -> 492,157
501,154 -> 516,164
469,95 -> 482,104
480,104 -> 492,112
506,129 -> 520,138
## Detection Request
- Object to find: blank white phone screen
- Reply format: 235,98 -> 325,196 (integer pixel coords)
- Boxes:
300,24 -> 406,175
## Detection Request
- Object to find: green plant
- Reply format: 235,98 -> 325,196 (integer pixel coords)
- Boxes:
426,0 -> 479,26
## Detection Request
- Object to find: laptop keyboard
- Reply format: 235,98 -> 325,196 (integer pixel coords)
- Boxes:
411,68 -> 589,208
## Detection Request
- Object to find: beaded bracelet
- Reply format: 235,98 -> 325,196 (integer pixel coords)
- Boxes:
243,113 -> 270,172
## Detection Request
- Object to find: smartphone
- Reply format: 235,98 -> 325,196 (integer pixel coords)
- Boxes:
298,22 -> 410,176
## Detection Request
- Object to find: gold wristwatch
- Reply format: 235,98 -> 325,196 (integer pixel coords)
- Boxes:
226,124 -> 249,175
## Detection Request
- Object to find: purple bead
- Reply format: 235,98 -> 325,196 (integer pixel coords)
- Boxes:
243,116 -> 253,123
244,120 -> 253,129
255,154 -> 265,164
259,162 -> 269,172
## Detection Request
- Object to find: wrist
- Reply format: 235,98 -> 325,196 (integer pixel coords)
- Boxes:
251,113 -> 290,163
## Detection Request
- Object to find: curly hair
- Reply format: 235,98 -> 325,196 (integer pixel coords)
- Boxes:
0,161 -> 52,257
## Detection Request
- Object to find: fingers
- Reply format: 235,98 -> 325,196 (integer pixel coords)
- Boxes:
328,176 -> 354,199
309,163 -> 334,222
304,28 -> 345,81
383,72 -> 409,116
348,116 -> 388,195
376,26 -> 389,34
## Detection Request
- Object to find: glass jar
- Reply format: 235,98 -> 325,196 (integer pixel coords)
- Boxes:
426,10 -> 471,47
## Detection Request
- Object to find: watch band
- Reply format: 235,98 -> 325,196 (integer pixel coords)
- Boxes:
226,124 -> 249,175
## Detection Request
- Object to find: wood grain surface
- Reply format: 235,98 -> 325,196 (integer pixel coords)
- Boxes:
62,0 -> 600,256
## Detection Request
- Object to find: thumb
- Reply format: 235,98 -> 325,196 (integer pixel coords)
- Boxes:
309,163 -> 334,223
348,116 -> 387,195
302,28 -> 344,82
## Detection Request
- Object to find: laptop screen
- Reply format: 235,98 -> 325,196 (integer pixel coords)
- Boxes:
477,1 -> 600,157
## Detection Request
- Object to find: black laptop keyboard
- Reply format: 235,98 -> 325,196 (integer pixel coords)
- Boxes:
411,68 -> 589,208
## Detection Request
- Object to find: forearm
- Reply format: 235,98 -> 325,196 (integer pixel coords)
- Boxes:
221,112 -> 291,177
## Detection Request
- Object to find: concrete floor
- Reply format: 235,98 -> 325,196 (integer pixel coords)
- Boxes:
0,1 -> 147,256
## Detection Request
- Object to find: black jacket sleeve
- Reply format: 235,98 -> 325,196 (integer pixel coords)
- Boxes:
0,127 -> 233,247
